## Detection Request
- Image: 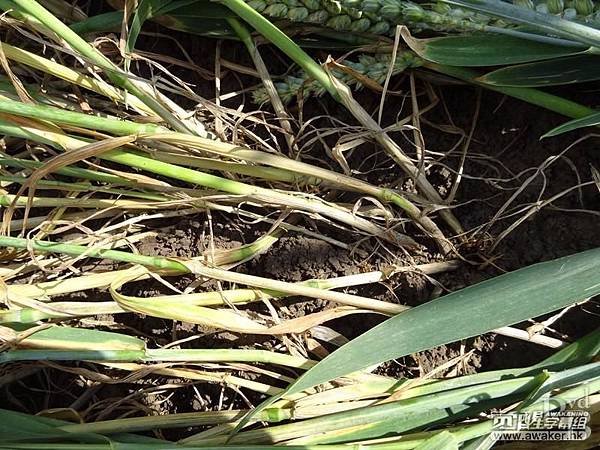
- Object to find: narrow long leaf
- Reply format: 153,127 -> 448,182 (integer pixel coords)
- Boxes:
402,32 -> 584,67
156,0 -> 234,18
1,324 -> 145,351
123,0 -> 207,48
428,64 -> 595,120
480,55 -> 600,87
69,11 -> 123,34
284,395 -> 519,445
542,111 -> 600,138
518,362 -> 600,409
537,328 -> 600,367
282,248 -> 600,395
126,0 -> 173,55
208,378 -> 540,445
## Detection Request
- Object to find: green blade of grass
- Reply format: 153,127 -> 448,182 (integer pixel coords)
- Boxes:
402,33 -> 586,67
0,409 -> 113,446
220,363 -> 600,445
280,395 -> 522,446
124,0 -> 210,60
2,324 -> 145,351
125,0 -> 173,56
154,0 -> 235,19
457,370 -> 600,447
70,8 -> 235,38
0,408 -> 307,448
153,15 -> 234,37
517,362 -> 600,409
480,55 -> 600,87
57,409 -> 290,435
69,10 -> 123,34
201,377 -> 541,445
269,247 -> 600,396
536,328 -> 600,367
542,111 -> 600,138
427,63 -> 595,120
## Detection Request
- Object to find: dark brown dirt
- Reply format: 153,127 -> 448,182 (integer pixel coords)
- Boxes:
2,19 -> 599,437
